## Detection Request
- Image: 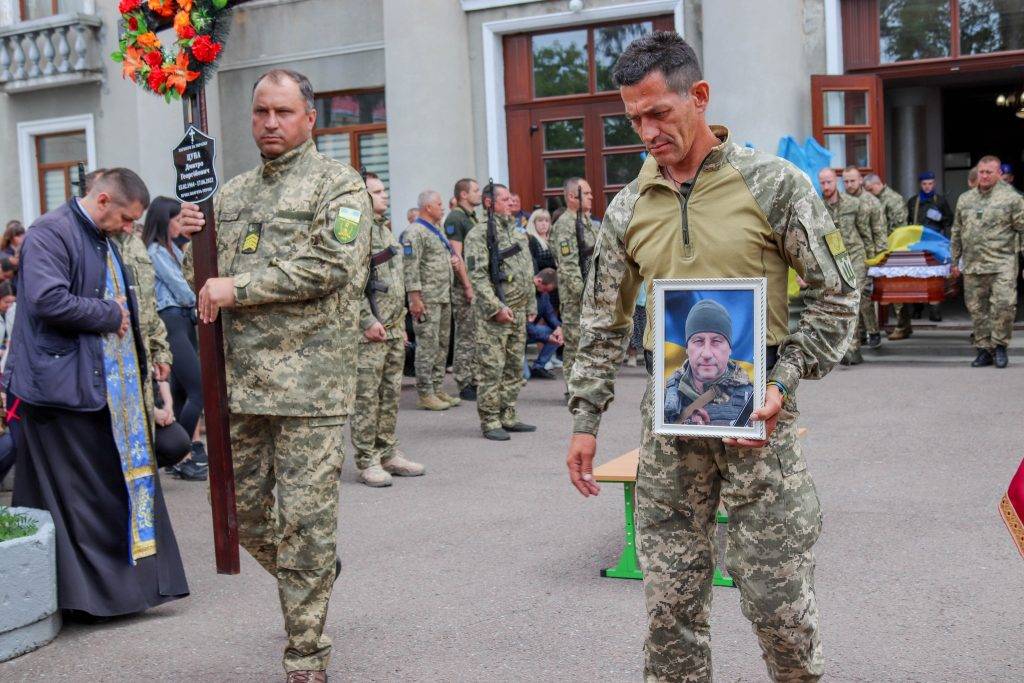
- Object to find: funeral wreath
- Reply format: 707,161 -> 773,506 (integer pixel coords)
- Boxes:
112,0 -> 232,101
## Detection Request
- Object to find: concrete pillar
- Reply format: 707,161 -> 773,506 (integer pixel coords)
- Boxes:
892,103 -> 926,201
383,0 -> 475,227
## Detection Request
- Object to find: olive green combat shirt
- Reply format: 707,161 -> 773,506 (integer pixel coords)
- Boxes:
568,126 -> 860,436
463,214 -> 537,320
444,206 -> 476,244
823,191 -> 868,264
951,181 -> 1024,274
848,187 -> 887,257
549,208 -> 598,304
360,215 -> 406,339
402,219 -> 454,304
876,185 -> 908,234
185,138 -> 372,417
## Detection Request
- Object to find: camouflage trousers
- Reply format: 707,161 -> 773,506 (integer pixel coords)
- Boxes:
452,290 -> 478,390
561,298 -> 581,383
891,304 -> 913,334
848,260 -> 871,352
412,301 -> 451,397
231,413 -> 345,673
475,306 -> 527,431
965,267 -> 1017,349
637,383 -> 823,682
351,337 -> 404,470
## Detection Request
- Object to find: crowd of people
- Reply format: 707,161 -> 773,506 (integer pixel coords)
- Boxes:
1,27 -> 1022,683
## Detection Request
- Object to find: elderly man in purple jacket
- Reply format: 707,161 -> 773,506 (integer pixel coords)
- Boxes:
9,167 -> 189,619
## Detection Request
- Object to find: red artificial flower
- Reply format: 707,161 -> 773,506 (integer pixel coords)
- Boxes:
190,35 -> 222,63
173,10 -> 194,39
147,66 -> 167,92
143,50 -> 163,69
118,0 -> 141,13
127,16 -> 139,31
179,25 -> 196,39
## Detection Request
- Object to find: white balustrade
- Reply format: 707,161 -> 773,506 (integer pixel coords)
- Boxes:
0,12 -> 102,93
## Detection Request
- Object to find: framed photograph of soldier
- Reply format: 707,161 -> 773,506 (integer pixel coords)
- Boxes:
652,278 -> 767,440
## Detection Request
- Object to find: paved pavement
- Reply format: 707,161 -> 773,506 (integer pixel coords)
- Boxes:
3,330 -> 1024,681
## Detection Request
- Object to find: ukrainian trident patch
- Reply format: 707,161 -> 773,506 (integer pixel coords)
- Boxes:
240,223 -> 262,254
823,229 -> 857,289
333,206 -> 362,244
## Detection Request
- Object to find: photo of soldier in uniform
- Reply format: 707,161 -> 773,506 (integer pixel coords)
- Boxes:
653,279 -> 767,439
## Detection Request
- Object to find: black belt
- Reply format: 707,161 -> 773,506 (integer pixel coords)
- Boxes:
644,346 -> 778,376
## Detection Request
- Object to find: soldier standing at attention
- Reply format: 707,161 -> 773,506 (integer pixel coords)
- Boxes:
565,33 -> 858,681
843,166 -> 886,350
179,68 -> 372,683
549,177 -> 598,392
907,171 -> 954,235
445,178 -> 482,401
351,173 -> 425,488
464,182 -> 537,441
863,173 -> 914,340
951,155 -> 1024,369
403,190 -> 461,410
820,168 -> 870,365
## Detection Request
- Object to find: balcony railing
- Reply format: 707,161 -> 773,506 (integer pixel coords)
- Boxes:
0,13 -> 103,94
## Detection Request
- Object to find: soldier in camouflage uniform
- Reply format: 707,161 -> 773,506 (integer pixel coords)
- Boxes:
180,69 -> 371,683
464,183 -> 537,441
351,173 -> 425,487
403,190 -> 461,411
865,173 -> 916,339
819,169 -> 870,364
566,33 -> 858,682
843,166 -> 887,350
445,178 -> 482,401
951,156 -> 1024,369
549,177 -> 598,392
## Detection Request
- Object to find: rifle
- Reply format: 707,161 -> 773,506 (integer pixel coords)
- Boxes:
575,184 -> 594,279
365,245 -> 397,322
71,162 -> 87,198
484,179 -> 522,304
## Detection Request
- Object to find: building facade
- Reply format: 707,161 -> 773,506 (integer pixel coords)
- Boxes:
1,0 -> 1020,227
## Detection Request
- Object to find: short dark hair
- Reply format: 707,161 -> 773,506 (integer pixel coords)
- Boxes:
454,178 -> 476,201
363,171 -> 380,181
93,168 -> 150,209
253,69 -> 315,111
612,31 -> 702,95
0,257 -> 15,273
0,281 -> 12,298
483,181 -> 507,197
535,267 -> 557,286
84,168 -> 107,194
142,196 -> 182,250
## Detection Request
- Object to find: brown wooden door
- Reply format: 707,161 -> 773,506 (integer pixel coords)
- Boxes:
811,74 -> 886,180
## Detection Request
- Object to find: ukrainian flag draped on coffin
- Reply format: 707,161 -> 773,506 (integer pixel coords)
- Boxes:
663,289 -> 756,382
866,225 -> 951,266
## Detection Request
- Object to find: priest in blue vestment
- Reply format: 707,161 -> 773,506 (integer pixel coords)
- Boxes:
9,168 -> 189,618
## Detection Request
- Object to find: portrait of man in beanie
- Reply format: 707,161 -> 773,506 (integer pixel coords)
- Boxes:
653,280 -> 767,438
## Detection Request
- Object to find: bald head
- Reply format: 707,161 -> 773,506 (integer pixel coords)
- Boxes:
819,168 -> 839,200
842,166 -> 864,195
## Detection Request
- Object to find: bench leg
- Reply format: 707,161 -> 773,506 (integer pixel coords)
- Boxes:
713,510 -> 734,588
601,481 -> 643,580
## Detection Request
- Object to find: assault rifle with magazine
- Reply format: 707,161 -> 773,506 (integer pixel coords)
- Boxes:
365,245 -> 397,322
484,179 -> 522,304
575,184 -> 594,279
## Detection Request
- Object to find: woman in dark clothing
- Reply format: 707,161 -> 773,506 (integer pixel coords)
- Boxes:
526,208 -> 557,273
143,197 -> 206,479
1,220 -> 25,258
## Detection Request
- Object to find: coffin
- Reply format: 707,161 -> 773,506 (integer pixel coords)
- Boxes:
869,251 -> 958,304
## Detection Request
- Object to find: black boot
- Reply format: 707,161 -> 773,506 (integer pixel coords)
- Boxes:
867,333 -> 881,349
928,304 -> 942,322
190,441 -> 208,466
459,385 -> 477,401
994,346 -> 1009,369
971,349 -> 993,367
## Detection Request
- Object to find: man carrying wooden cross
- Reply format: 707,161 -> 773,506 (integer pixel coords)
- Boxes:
179,68 -> 371,682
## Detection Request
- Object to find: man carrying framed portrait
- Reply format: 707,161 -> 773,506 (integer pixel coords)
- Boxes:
564,32 -> 860,682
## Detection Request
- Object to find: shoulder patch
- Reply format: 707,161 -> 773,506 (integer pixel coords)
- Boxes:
333,207 -> 362,244
823,229 -> 857,289
445,224 -> 456,236
241,223 -> 263,254
403,243 -> 413,257
560,240 -> 572,257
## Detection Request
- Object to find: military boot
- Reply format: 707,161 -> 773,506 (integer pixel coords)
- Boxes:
359,464 -> 393,487
417,394 -> 450,411
382,452 -> 425,476
867,333 -> 881,349
436,391 -> 462,407
483,427 -> 510,441
994,346 -> 1009,369
841,349 -> 863,366
887,327 -> 912,341
459,385 -> 477,401
286,671 -> 326,683
503,422 -> 537,433
971,349 -> 993,367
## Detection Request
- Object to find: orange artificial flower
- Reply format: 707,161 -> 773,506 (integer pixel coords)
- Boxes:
135,32 -> 161,49
165,49 -> 200,95
148,0 -> 175,18
173,10 -> 193,38
178,0 -> 193,12
121,45 -> 145,81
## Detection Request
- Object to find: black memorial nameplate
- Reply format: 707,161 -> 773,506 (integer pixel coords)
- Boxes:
174,125 -> 219,204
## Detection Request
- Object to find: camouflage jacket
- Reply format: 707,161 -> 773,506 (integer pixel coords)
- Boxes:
185,138 -> 372,416
567,126 -> 859,436
112,230 -> 172,367
549,208 -> 598,306
951,182 -> 1024,274
360,215 -> 406,340
664,361 -> 753,426
823,191 -> 868,264
402,219 -> 454,303
464,214 -> 537,319
848,188 -> 887,257
876,185 -> 908,234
